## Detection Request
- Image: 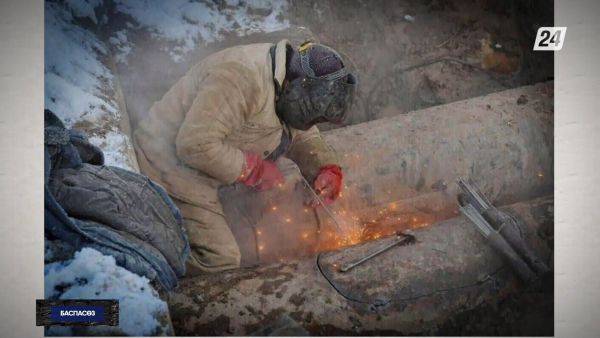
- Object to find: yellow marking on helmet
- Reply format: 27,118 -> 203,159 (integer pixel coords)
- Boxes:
299,41 -> 313,52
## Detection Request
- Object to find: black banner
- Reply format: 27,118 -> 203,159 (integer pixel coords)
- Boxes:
36,299 -> 119,326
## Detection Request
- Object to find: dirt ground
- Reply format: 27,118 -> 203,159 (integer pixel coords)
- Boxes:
100,0 -> 553,132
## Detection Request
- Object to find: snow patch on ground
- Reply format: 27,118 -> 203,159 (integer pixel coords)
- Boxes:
63,0 -> 104,24
45,247 -> 168,336
45,1 -> 134,170
88,130 -> 134,169
45,2 -> 116,126
113,0 -> 290,63
109,29 -> 134,65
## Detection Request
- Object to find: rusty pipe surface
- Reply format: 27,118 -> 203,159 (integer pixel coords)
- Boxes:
319,81 -> 553,211
169,196 -> 554,336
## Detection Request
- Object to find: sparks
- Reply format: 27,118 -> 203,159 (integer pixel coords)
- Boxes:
272,206 -> 277,210
257,231 -> 262,235
259,246 -> 264,250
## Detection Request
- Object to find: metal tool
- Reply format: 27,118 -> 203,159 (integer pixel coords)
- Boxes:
460,203 -> 496,238
339,230 -> 416,272
457,177 -> 492,213
286,163 -> 347,236
457,176 -> 539,283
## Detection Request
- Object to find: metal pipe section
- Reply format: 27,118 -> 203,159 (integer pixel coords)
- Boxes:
220,82 -> 554,266
319,81 -> 553,212
169,196 -> 554,336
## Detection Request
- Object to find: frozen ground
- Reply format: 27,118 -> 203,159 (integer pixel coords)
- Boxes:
111,0 -> 290,63
45,0 -> 135,170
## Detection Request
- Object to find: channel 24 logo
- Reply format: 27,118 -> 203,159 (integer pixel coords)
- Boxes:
534,27 -> 567,51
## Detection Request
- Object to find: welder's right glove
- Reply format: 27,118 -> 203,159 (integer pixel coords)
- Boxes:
237,150 -> 285,192
308,164 -> 343,207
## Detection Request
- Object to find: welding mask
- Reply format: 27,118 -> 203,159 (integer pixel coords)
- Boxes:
276,43 -> 358,131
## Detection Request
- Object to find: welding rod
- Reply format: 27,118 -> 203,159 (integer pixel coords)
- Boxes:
287,163 -> 347,236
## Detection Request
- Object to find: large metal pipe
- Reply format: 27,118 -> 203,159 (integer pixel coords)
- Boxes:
320,81 -> 554,211
168,196 -> 553,336
220,82 -> 554,266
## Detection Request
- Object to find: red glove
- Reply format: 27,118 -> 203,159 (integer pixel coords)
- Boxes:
309,164 -> 343,207
237,151 -> 284,192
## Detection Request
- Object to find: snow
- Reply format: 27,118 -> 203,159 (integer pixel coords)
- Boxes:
45,248 -> 168,336
45,2 -> 116,126
108,29 -> 134,65
116,30 -> 128,43
88,131 -> 134,169
45,1 -> 135,171
63,0 -> 104,24
113,0 -> 290,62
114,44 -> 133,65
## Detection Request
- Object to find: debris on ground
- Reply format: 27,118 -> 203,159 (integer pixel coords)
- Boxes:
403,14 -> 415,22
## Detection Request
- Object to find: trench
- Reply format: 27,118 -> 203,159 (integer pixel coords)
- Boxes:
45,0 -> 555,335
95,1 -> 554,334
95,0 -> 554,268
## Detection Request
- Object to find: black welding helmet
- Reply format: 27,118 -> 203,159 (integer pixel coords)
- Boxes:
276,41 -> 358,131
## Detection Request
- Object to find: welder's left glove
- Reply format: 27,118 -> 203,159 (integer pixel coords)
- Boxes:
309,164 -> 343,207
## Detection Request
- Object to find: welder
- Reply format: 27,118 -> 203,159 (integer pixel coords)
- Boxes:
133,40 -> 357,276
